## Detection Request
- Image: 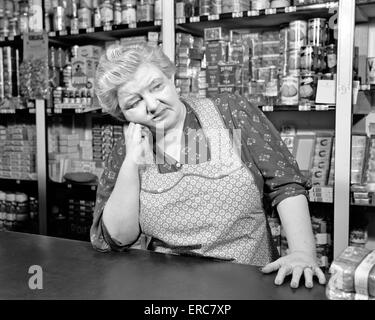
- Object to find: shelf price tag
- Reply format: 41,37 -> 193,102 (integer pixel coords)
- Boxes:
129,22 -> 137,28
0,36 -> 4,42
232,12 -> 243,18
247,10 -> 260,17
265,8 -> 277,15
190,16 -> 200,23
176,18 -> 185,24
59,30 -> 67,36
71,29 -> 79,35
208,14 -> 219,21
298,105 -> 311,111
8,36 -> 14,41
103,25 -> 112,31
86,27 -> 94,33
315,104 -> 329,111
91,185 -> 96,191
285,6 -> 297,13
262,106 -> 274,112
154,20 -> 162,26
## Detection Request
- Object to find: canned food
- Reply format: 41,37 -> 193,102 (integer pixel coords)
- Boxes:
122,5 -> 137,25
251,0 -> 271,10
100,0 -> 114,26
299,72 -> 317,105
281,75 -> 299,105
368,57 -> 375,84
78,7 -> 92,29
289,20 -> 307,50
308,18 -> 327,46
137,4 -> 154,22
53,6 -> 66,31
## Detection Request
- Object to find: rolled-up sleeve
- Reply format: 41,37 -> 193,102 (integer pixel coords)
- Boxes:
89,137 -> 132,252
214,93 -> 311,208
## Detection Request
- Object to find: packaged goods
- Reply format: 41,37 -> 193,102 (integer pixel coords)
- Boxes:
327,246 -> 375,300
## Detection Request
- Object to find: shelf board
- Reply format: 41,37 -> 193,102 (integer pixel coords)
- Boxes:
0,35 -> 22,47
48,23 -> 161,46
0,178 -> 37,185
176,2 -> 338,35
260,104 -> 336,112
0,108 -> 36,115
356,1 -> 375,23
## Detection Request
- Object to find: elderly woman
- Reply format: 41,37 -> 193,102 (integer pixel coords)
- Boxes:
90,43 -> 326,289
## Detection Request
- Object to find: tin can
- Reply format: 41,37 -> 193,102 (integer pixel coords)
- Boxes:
15,192 -> 29,223
93,7 -> 101,27
78,7 -> 92,29
5,192 -> 17,231
289,20 -> 307,50
29,0 -> 43,32
299,71 -> 317,105
121,5 -> 137,25
137,4 -> 154,22
212,0 -> 222,14
100,0 -> 114,26
154,0 -> 162,21
175,1 -> 185,19
53,6 -> 66,31
113,0 -> 122,25
280,75 -> 299,105
80,0 -> 93,8
308,18 -> 327,46
0,16 -> 9,38
0,191 -> 6,230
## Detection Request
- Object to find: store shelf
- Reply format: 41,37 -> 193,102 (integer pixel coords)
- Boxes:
49,105 -> 102,115
48,22 -> 161,46
176,2 -> 338,35
0,35 -> 23,47
0,108 -> 36,115
0,178 -> 37,186
260,104 -> 336,112
49,180 -> 98,193
356,1 -> 375,23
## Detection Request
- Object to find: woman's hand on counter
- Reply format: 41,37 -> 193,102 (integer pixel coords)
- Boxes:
260,251 -> 326,289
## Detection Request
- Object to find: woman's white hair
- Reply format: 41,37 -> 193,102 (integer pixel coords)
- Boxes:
94,43 -> 176,120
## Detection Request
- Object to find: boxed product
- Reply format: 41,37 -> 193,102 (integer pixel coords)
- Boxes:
326,246 -> 375,300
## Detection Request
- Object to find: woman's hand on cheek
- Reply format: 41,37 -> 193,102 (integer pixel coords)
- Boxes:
124,123 -> 152,166
260,251 -> 326,289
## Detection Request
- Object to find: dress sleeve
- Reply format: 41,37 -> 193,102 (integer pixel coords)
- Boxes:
89,136 -> 133,252
215,93 -> 312,208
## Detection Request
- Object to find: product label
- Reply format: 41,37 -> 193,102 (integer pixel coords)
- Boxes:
354,250 -> 375,297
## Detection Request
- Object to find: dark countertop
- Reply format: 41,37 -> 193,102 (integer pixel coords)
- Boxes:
0,231 -> 327,300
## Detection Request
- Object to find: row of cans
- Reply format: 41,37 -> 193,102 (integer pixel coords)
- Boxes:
0,47 -> 20,100
48,0 -> 161,32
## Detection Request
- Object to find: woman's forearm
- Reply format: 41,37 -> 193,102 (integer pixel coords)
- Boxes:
102,157 -> 141,246
276,194 -> 316,257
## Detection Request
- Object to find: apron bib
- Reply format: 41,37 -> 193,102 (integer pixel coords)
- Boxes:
139,97 -> 274,266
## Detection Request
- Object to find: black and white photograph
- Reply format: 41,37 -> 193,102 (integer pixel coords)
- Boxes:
0,0 -> 375,308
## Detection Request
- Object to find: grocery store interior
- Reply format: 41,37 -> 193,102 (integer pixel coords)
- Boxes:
0,0 -> 375,293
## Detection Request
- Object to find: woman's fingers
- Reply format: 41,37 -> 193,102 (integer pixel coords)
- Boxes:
314,266 -> 327,285
304,267 -> 314,288
274,266 -> 292,286
290,266 -> 304,289
261,260 -> 281,274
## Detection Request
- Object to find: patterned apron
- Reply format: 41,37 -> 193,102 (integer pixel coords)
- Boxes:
139,97 -> 275,266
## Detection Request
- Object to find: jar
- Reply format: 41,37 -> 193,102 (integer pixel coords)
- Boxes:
289,20 -> 307,50
326,44 -> 337,74
78,7 -> 92,29
280,75 -> 299,105
5,192 -> 17,231
300,45 -> 320,72
299,71 -> 317,105
288,48 -> 301,73
308,18 -> 327,47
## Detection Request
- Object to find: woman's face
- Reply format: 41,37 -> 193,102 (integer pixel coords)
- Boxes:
117,63 -> 185,133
